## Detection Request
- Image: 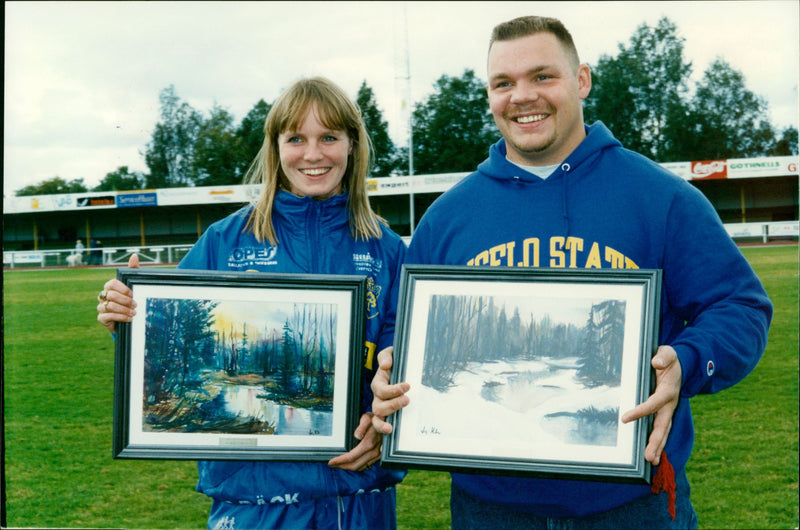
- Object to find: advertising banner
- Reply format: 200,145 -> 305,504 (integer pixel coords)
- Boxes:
117,192 -> 158,208
691,160 -> 728,180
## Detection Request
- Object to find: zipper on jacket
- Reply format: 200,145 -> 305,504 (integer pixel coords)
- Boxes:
306,200 -> 322,273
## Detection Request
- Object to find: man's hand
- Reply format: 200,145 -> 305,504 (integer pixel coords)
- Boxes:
621,345 -> 682,465
328,413 -> 382,471
370,347 -> 410,434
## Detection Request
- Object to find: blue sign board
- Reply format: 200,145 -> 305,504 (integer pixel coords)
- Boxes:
117,193 -> 158,208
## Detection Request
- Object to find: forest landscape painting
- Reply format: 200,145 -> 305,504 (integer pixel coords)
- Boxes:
114,269 -> 364,460
142,296 -> 339,437
384,266 -> 661,481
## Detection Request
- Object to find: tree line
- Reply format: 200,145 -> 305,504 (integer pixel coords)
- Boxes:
16,17 -> 797,196
421,294 -> 627,392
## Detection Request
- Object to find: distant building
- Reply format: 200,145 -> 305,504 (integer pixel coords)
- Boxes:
3,155 -> 798,252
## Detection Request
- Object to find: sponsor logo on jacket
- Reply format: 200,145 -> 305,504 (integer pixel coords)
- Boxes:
353,252 -> 383,275
365,277 -> 382,320
227,246 -> 278,268
353,252 -> 384,320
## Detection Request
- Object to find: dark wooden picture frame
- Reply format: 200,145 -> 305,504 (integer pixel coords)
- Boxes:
113,268 -> 366,461
381,265 -> 662,484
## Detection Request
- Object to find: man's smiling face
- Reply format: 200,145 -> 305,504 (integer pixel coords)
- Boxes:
487,32 -> 591,166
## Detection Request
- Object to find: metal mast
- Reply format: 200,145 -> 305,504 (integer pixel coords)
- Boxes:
394,2 -> 415,233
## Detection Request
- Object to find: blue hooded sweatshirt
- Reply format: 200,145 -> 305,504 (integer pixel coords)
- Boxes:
406,122 -> 772,517
180,191 -> 407,517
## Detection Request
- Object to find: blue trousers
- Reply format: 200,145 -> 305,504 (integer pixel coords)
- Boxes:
450,471 -> 698,530
207,487 -> 397,530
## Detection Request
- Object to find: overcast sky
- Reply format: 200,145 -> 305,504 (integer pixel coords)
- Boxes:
4,0 -> 799,197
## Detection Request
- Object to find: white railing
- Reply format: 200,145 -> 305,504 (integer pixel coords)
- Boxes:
3,244 -> 194,269
723,220 -> 799,243
3,221 -> 798,269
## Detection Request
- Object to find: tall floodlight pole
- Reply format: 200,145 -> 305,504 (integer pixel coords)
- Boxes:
394,2 -> 415,234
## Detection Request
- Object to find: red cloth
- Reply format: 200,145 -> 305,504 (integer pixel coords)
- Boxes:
651,451 -> 677,520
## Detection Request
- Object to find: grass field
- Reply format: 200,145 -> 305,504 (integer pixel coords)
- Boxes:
3,245 -> 798,529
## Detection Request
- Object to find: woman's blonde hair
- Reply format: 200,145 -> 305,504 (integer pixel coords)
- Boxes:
245,76 -> 386,245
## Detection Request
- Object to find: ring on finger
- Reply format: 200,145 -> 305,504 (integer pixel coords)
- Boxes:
103,301 -> 109,312
98,290 -> 107,302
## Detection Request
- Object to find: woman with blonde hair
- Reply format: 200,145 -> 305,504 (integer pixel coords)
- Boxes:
245,76 -> 386,245
98,77 -> 407,529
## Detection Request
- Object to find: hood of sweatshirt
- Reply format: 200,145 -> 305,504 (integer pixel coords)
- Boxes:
475,122 -> 623,236
476,121 -> 623,184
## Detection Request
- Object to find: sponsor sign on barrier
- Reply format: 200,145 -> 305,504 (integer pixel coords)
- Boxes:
724,223 -> 764,238
3,156 -> 797,213
3,252 -> 44,265
769,222 -> 800,237
691,160 -> 728,180
117,192 -> 158,208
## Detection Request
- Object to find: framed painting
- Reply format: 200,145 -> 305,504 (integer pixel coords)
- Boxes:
381,265 -> 662,483
112,268 -> 366,461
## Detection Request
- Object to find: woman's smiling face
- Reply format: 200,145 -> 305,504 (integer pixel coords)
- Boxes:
278,104 -> 352,199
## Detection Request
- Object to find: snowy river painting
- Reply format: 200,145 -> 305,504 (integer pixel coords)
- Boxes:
417,293 -> 627,448
392,274 -> 651,465
384,268 -> 660,481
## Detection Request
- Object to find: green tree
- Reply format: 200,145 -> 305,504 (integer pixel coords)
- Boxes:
93,166 -> 145,191
356,80 -> 398,177
279,321 -> 297,394
410,69 -> 497,174
585,17 -> 692,161
193,104 -> 241,186
144,298 -> 177,401
236,99 -> 271,177
175,299 -> 219,393
769,126 -> 799,156
144,298 -> 218,398
577,300 -> 626,387
585,17 -> 794,161
685,58 -> 787,159
15,176 -> 88,196
143,85 -> 202,188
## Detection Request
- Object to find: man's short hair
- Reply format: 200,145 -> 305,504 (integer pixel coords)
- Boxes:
489,16 -> 581,67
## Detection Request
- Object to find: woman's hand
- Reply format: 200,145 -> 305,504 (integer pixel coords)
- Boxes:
328,413 -> 383,472
96,254 -> 139,333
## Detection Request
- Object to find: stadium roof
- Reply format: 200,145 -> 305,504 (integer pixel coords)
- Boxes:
4,155 -> 797,214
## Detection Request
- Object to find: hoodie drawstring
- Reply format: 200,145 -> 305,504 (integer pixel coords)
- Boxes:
560,163 -> 571,237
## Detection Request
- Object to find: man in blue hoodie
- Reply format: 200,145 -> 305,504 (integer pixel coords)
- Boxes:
371,15 -> 772,529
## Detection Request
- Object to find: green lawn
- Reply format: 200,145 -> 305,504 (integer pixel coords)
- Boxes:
3,245 -> 798,529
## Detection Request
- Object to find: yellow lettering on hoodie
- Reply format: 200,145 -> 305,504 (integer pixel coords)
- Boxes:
505,242 -> 516,266
565,237 -> 584,268
585,242 -> 602,268
469,250 -> 490,266
469,238 -> 638,269
489,243 -> 505,266
625,257 -> 639,269
605,247 -> 626,268
489,242 -> 516,266
518,238 -> 540,267
550,237 -> 565,268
